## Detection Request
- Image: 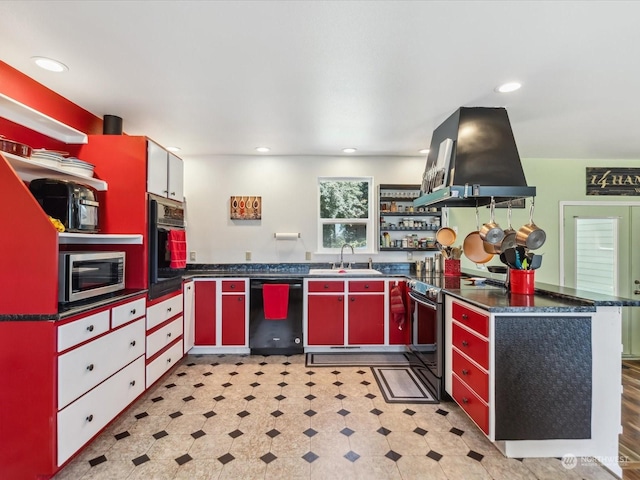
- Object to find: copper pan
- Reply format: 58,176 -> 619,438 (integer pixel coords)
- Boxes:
435,207 -> 456,246
464,207 -> 494,264
516,200 -> 546,250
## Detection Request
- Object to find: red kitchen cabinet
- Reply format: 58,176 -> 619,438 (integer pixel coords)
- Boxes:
194,280 -> 216,345
221,294 -> 246,345
307,294 -> 345,345
347,292 -> 385,345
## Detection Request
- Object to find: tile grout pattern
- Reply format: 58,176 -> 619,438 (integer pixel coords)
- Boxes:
54,354 -> 616,480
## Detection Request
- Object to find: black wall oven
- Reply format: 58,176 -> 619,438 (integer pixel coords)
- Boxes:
148,194 -> 185,299
408,283 -> 445,400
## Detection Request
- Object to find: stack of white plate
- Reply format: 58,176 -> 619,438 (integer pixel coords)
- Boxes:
30,149 -> 67,168
60,157 -> 95,178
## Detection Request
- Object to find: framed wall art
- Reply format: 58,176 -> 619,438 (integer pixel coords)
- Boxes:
230,195 -> 262,220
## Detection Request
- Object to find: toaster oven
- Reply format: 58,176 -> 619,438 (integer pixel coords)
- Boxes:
29,178 -> 100,233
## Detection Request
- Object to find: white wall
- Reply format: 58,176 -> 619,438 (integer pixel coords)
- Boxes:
183,154 -> 426,264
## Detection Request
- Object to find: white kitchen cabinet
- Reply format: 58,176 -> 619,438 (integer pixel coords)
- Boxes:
146,339 -> 184,387
58,319 -> 145,409
183,280 -> 195,353
57,356 -> 144,465
147,139 -> 184,201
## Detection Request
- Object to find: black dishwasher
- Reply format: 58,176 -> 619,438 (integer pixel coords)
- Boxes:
249,278 -> 304,355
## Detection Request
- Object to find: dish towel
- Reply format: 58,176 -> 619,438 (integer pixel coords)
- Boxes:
263,284 -> 289,320
168,229 -> 187,269
390,284 -> 406,330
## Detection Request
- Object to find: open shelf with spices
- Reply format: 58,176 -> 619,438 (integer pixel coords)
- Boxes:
379,184 -> 441,251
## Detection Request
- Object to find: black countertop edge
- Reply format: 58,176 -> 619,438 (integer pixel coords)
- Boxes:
185,262 -> 413,275
0,289 -> 148,322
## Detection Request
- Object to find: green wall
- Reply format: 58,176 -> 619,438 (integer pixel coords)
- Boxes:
449,158 -> 640,285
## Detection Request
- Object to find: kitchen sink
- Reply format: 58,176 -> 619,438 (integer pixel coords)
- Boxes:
308,268 -> 382,275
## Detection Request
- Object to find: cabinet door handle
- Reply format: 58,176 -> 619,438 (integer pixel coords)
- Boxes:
130,380 -> 136,387
324,284 -> 329,289
338,297 -> 343,302
350,297 -> 355,302
461,314 -> 469,320
167,357 -> 172,363
462,397 -> 469,404
461,341 -> 469,347
130,340 -> 136,347
238,297 -> 242,301
170,192 -> 176,196
86,414 -> 94,422
86,364 -> 94,371
167,332 -> 172,338
168,307 -> 172,312
364,284 -> 369,289
230,284 -> 236,289
462,369 -> 469,376
188,286 -> 191,290
130,308 -> 136,315
86,324 -> 94,332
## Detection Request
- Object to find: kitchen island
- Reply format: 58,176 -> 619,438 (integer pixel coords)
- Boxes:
410,270 -> 639,478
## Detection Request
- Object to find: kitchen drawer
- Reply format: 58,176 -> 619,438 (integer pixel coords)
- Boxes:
452,322 -> 489,370
146,316 -> 184,358
452,301 -> 489,337
58,319 -> 145,409
146,339 -> 183,388
452,348 -> 489,402
348,280 -> 384,293
57,356 -> 144,466
452,373 -> 489,435
221,280 -> 246,293
307,281 -> 344,292
112,297 -> 146,328
57,310 -> 110,352
146,293 -> 183,330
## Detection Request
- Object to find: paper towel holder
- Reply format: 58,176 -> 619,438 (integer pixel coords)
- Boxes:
274,232 -> 301,240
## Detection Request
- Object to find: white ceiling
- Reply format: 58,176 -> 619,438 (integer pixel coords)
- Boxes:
1,0 -> 639,160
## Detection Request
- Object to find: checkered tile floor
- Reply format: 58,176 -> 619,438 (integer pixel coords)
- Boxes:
53,354 -> 616,479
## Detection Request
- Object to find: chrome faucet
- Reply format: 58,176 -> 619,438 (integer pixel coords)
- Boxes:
339,243 -> 354,268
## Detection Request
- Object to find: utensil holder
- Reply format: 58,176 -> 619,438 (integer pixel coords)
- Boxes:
509,269 -> 535,295
444,259 -> 460,277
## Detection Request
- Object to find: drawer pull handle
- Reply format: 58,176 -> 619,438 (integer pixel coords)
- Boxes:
188,286 -> 191,290
130,380 -> 136,387
462,369 -> 469,376
350,297 -> 355,302
461,341 -> 469,347
238,297 -> 242,301
167,358 -> 172,363
167,332 -> 172,338
130,340 -> 136,347
131,308 -> 136,315
324,284 -> 329,289
87,364 -> 94,371
86,325 -> 94,332
462,397 -> 469,404
338,297 -> 343,302
86,414 -> 94,422
461,314 -> 469,320
364,284 -> 369,289
168,307 -> 172,312
230,284 -> 236,289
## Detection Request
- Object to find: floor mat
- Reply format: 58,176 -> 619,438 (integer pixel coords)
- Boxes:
305,352 -> 411,367
371,366 -> 438,404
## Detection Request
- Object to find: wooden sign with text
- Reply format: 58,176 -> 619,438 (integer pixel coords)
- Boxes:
586,167 -> 640,196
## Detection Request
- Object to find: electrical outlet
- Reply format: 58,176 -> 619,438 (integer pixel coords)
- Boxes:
305,251 -> 312,261
189,251 -> 196,261
407,251 -> 413,260
245,251 -> 252,261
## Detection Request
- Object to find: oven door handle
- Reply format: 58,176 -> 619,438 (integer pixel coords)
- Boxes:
409,291 -> 438,310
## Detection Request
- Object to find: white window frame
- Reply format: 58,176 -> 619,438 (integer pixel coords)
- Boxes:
317,176 -> 375,254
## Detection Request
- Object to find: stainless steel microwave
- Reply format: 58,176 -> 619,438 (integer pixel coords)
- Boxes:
58,251 -> 125,303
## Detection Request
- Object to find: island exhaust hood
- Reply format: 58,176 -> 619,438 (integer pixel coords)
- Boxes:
414,107 -> 536,209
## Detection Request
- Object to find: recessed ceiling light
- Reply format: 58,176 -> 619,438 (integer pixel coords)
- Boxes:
255,147 -> 270,153
342,148 -> 357,153
495,82 -> 522,93
419,149 -> 430,154
31,56 -> 68,73
166,146 -> 181,152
